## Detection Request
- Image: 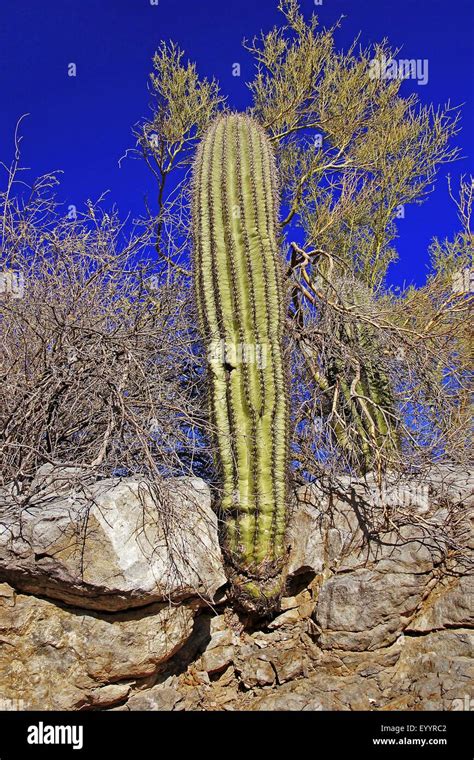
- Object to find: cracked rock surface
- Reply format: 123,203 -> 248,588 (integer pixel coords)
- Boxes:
0,465 -> 226,610
0,467 -> 472,710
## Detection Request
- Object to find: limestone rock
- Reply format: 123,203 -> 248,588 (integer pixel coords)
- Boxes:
247,629 -> 473,712
287,493 -> 325,576
0,466 -> 226,611
406,575 -> 474,633
87,684 -> 131,709
1,466 -> 471,713
287,474 -> 462,579
126,686 -> 182,711
288,472 -> 472,651
425,465 -> 474,508
390,629 -> 474,710
268,608 -> 301,629
201,646 -> 234,674
315,569 -> 431,650
0,582 -> 195,710
238,654 -> 275,688
251,691 -> 322,711
272,649 -> 306,684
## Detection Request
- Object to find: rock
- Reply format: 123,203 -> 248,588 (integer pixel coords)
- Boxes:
201,645 -> 234,674
213,665 -> 235,688
0,582 -> 15,606
268,608 -> 300,629
0,582 -> 195,710
246,628 -> 473,712
29,464 -> 99,499
288,474 -> 473,651
288,478 -> 455,579
207,629 -> 234,649
193,670 -> 211,685
426,465 -> 474,508
126,686 -> 182,711
239,654 -> 275,688
210,615 -> 229,634
251,691 -> 322,711
315,570 -> 430,650
391,630 -> 474,710
280,590 -> 313,617
1,466 -> 471,713
0,467 -> 226,610
287,496 -> 325,577
272,649 -> 306,683
280,596 -> 299,611
87,684 -> 131,708
251,635 -> 271,649
406,575 -> 474,633
335,523 -> 442,574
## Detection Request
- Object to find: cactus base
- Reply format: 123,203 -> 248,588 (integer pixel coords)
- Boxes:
227,562 -> 288,615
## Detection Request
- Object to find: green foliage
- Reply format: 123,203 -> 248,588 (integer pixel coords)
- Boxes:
143,41 -> 225,171
132,42 -> 226,273
246,0 -> 460,286
139,0 -> 469,482
429,176 -> 473,282
243,0 -> 462,474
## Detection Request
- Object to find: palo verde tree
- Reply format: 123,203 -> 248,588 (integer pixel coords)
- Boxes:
244,0 -> 466,476
136,2 -> 470,483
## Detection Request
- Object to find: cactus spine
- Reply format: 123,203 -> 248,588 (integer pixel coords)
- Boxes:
192,114 -> 288,611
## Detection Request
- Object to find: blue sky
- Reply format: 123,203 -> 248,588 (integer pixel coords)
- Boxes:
0,0 -> 472,287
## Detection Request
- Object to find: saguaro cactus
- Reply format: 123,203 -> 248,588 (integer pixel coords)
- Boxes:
192,114 -> 289,612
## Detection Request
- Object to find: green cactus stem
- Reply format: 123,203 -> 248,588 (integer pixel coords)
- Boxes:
192,114 -> 289,613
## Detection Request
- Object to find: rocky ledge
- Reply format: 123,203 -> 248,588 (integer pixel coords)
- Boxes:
0,465 -> 472,711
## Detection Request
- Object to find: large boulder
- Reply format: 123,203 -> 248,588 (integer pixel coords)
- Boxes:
0,466 -> 227,611
287,468 -> 473,650
0,581 -> 196,710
